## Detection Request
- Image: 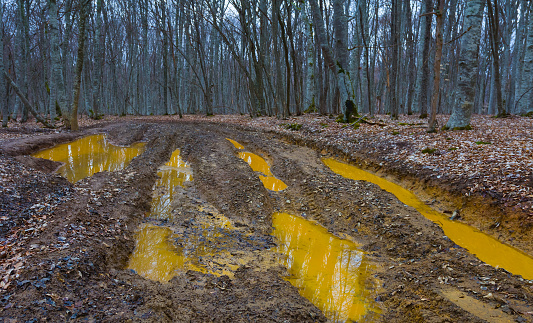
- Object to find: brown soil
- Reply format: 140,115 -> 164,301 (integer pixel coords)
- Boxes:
0,121 -> 532,322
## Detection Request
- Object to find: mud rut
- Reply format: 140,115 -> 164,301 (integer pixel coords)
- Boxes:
1,121 -> 532,322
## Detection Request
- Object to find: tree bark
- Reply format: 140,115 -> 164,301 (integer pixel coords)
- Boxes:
446,0 -> 486,129
49,0 -> 66,125
417,0 -> 432,118
70,0 -> 91,131
517,1 -> 533,114
309,0 -> 355,121
428,0 -> 444,132
0,0 -> 7,127
487,0 -> 505,116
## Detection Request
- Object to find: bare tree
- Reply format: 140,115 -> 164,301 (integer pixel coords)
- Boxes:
0,0 -> 7,127
70,0 -> 91,130
428,0 -> 444,132
446,0 -> 486,129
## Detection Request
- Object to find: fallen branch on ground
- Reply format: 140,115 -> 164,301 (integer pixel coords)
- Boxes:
3,72 -> 55,129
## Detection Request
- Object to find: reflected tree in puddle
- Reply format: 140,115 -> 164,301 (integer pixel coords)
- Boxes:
227,138 -> 287,192
323,158 -> 533,280
32,134 -> 145,182
272,212 -> 377,322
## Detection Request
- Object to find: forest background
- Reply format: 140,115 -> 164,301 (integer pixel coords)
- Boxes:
0,0 -> 532,131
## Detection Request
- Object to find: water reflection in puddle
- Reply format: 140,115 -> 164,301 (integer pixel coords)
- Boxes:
272,212 -> 377,322
127,224 -> 184,282
227,139 -> 287,192
323,158 -> 533,280
128,149 -> 268,282
32,134 -> 145,182
149,149 -> 192,220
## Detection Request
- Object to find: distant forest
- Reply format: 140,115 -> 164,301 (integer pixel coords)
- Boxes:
0,0 -> 532,130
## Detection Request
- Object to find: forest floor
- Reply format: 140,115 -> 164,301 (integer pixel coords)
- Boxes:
0,115 -> 532,322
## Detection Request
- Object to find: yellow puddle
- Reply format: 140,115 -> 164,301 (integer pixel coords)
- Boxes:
127,224 -> 184,282
323,158 -> 533,280
149,149 -> 192,219
272,212 -> 377,322
226,138 -> 244,150
32,134 -> 145,182
259,175 -> 288,191
129,149 -> 248,282
227,139 -> 287,192
238,152 -> 273,176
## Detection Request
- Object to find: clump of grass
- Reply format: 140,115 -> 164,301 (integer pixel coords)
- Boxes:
335,114 -> 345,123
392,131 -> 400,135
475,141 -> 491,145
422,148 -> 437,154
448,147 -> 458,151
320,123 -> 328,128
280,123 -> 302,131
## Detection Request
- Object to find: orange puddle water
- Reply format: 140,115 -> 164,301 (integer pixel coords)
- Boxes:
323,158 -> 533,280
32,134 -> 145,182
272,212 -> 378,322
128,149 -> 245,282
226,138 -> 244,150
149,149 -> 192,219
227,139 -> 287,192
127,224 -> 184,282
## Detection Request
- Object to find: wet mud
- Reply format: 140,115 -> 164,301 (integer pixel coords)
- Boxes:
0,121 -> 531,322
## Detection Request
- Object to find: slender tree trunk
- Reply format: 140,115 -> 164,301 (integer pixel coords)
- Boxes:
0,0 -> 7,127
70,0 -> 91,131
487,0 -> 505,116
92,0 -> 104,119
49,0 -> 68,125
390,0 -> 400,119
446,0 -> 486,129
418,0 -> 432,118
517,1 -> 533,114
303,2 -> 316,112
428,0 -> 444,132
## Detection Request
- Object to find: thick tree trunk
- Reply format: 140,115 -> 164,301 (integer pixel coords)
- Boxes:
70,0 -> 91,131
417,0 -> 432,119
428,0 -> 444,132
92,0 -> 103,119
309,0 -> 355,121
446,0 -> 486,129
49,0 -> 67,125
303,2 -> 316,112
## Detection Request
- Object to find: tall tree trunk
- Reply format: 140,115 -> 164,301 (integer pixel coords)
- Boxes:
70,0 -> 91,131
303,2 -> 316,112
49,0 -> 67,125
417,0 -> 432,118
161,0 -> 169,115
333,0 -> 352,121
0,0 -> 7,127
508,0 -> 527,114
389,0 -> 401,119
92,0 -> 104,119
446,0 -> 486,129
487,0 -> 505,116
310,0 -> 355,121
517,2 -> 533,114
428,0 -> 444,132
405,1 -> 416,116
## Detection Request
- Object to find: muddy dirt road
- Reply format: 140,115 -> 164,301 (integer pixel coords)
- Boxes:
1,121 -> 532,322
